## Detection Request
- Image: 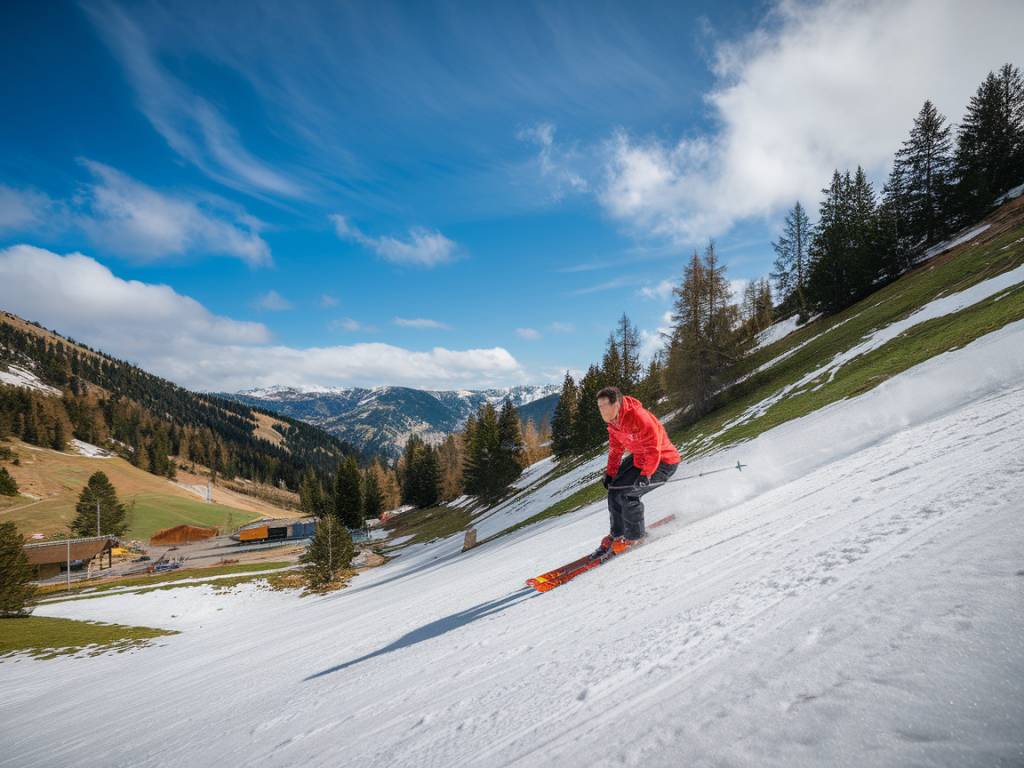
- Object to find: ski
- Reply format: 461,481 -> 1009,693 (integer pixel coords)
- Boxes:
525,513 -> 676,593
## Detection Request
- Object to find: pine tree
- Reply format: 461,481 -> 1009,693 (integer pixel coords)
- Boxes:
497,398 -> 525,488
601,333 -> 624,391
806,170 -> 854,313
665,242 -> 740,416
615,313 -> 642,390
463,404 -> 501,499
299,467 -> 328,518
333,456 -> 363,528
572,365 -> 610,453
70,471 -> 127,537
302,515 -> 353,588
0,466 -> 18,496
770,201 -> 811,317
0,521 -> 37,617
953,63 -> 1024,224
894,100 -> 954,248
362,467 -> 383,521
877,161 -> 916,279
550,371 -> 578,460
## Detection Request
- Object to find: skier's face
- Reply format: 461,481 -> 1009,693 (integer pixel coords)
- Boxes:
597,397 -> 620,424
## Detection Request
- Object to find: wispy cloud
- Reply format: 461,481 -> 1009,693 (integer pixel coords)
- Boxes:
516,327 -> 541,340
331,214 -> 458,268
330,317 -> 375,332
319,294 -> 339,308
568,275 -> 639,296
517,122 -> 589,201
255,290 -> 291,311
393,317 -> 451,330
82,0 -> 303,199
76,160 -> 272,267
0,245 -> 525,391
0,185 -> 62,233
549,321 -> 575,333
638,279 -> 675,301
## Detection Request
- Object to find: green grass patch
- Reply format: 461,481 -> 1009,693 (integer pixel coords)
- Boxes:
0,616 -> 177,660
38,561 -> 293,600
124,493 -> 261,540
383,505 -> 472,547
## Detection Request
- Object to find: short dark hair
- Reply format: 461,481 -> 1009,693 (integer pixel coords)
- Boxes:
596,386 -> 622,404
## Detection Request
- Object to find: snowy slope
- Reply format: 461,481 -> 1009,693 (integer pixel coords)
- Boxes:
3,313 -> 1023,766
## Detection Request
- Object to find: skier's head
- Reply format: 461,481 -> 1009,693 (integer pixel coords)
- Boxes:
596,386 -> 622,424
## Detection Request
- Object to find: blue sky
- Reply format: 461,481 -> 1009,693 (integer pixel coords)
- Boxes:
1,0 -> 1021,392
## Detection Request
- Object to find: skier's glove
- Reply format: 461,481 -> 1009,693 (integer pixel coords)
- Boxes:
602,473 -> 614,490
636,475 -> 651,488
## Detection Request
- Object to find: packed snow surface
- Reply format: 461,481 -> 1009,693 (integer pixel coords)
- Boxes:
3,322 -> 1024,767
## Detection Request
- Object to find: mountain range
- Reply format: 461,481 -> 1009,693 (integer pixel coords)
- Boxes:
219,384 -> 560,460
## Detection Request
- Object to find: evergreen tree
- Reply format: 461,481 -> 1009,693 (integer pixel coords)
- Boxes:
550,371 -> 578,460
806,170 -> 855,313
601,333 -> 624,391
665,242 -> 740,416
400,434 -> 440,508
894,100 -> 954,248
70,471 -> 127,537
572,365 -> 610,453
299,467 -> 328,518
362,466 -> 383,521
302,515 -> 353,588
953,63 -> 1024,224
615,313 -> 642,390
496,398 -> 525,488
463,404 -> 501,499
0,521 -> 37,617
770,201 -> 811,317
333,456 -> 363,528
877,161 -> 916,279
0,466 -> 18,496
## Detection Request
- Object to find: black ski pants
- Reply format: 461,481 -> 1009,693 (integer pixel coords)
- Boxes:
607,455 -> 678,539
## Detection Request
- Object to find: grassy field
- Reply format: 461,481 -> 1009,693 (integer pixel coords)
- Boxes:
382,504 -> 473,548
37,561 -> 294,599
0,616 -> 177,660
0,440 -> 263,540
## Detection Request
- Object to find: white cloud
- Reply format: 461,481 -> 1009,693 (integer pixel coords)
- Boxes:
319,294 -> 339,308
77,161 -> 272,266
729,278 -> 749,307
82,0 -> 302,198
600,0 -> 1024,245
517,122 -> 589,200
549,321 -> 575,333
393,317 -> 451,330
329,317 -> 368,332
0,185 -> 60,233
516,327 -> 541,340
256,290 -> 291,311
638,279 -> 675,301
0,245 -> 524,391
330,214 -> 458,268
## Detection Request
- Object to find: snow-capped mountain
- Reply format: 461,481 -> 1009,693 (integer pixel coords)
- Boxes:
220,384 -> 559,459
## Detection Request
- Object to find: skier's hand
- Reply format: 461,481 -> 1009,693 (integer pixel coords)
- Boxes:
602,473 -> 614,490
636,475 -> 651,488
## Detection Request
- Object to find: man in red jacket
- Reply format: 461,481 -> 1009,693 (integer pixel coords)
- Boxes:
595,386 -> 680,556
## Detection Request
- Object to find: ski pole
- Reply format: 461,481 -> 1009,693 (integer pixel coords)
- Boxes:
607,460 -> 747,490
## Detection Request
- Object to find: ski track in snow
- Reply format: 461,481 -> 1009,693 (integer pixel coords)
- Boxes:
3,324 -> 1024,766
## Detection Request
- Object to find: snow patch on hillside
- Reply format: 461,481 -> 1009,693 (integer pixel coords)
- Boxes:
0,363 -> 61,396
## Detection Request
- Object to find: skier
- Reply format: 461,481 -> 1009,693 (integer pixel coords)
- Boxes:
594,387 -> 680,556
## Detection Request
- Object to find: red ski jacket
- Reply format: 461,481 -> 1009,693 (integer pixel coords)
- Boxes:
606,395 -> 681,478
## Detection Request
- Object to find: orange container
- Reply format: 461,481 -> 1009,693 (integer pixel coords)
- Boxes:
239,525 -> 269,542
